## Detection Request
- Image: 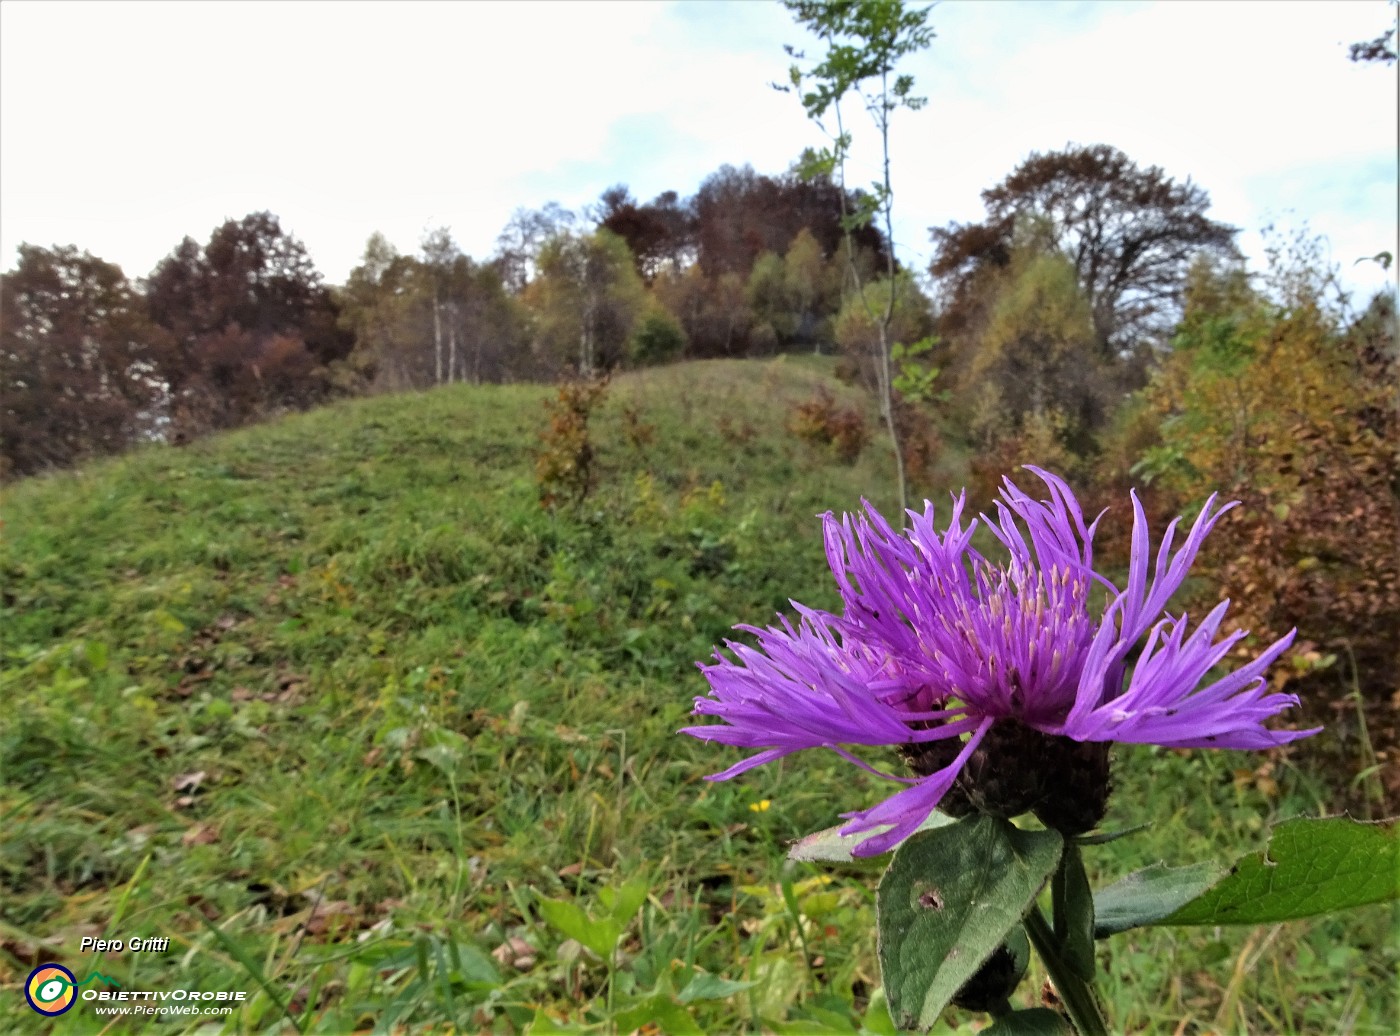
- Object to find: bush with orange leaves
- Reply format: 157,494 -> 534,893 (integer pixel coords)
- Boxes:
536,373 -> 610,509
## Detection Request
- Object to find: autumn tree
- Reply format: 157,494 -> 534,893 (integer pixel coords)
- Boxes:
1119,249 -> 1399,806
145,212 -> 349,431
1,245 -> 173,476
339,232 -> 426,390
692,162 -> 888,281
422,226 -> 459,385
962,242 -> 1112,456
653,264 -> 752,358
932,145 -> 1238,365
526,229 -> 647,375
595,185 -> 695,284
747,227 -> 842,353
341,233 -> 526,390
833,271 -> 932,380
629,305 -> 687,366
447,254 -> 527,384
495,202 -> 577,294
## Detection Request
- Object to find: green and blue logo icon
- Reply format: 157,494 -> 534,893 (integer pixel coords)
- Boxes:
24,963 -> 120,1016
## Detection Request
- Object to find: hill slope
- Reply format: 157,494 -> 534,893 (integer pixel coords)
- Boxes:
2,358 -> 1394,1033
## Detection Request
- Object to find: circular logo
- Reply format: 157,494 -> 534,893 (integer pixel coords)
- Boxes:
25,963 -> 78,1016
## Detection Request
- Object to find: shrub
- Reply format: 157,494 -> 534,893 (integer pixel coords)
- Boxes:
535,373 -> 610,509
629,309 -> 687,366
787,386 -> 869,463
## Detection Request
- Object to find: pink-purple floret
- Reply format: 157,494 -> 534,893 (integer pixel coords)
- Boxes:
683,467 -> 1318,856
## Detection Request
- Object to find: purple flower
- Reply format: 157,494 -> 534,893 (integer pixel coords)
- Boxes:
684,468 -> 1318,856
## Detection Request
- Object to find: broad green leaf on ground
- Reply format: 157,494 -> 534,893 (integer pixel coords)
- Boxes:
677,972 -> 756,1004
535,896 -> 619,960
1092,862 -> 1224,938
613,993 -> 706,1036
789,811 -> 956,863
877,815 -> 1063,1032
598,878 -> 649,927
1162,816 -> 1399,926
983,1007 -> 1073,1035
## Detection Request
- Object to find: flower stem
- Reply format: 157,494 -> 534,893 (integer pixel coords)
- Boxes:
1024,904 -> 1109,1036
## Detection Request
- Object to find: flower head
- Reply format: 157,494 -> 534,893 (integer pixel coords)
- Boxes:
684,468 -> 1317,856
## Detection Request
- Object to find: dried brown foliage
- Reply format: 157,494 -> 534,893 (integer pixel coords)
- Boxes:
535,373 -> 610,509
787,386 -> 869,463
1117,277 -> 1400,812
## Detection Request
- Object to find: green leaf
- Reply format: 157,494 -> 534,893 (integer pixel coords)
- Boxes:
1051,845 -> 1096,979
1092,862 -> 1224,937
448,941 -> 501,985
861,989 -> 899,1036
524,1006 -> 585,1034
614,993 -> 705,1035
648,998 -> 706,1036
598,878 -> 648,927
535,896 -> 618,960
789,810 -> 956,863
1163,816 -> 1400,926
983,1007 -> 1074,1035
676,972 -> 756,1004
877,815 -> 1063,1032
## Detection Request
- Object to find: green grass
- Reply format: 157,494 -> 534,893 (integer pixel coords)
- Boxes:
1,357 -> 1394,1034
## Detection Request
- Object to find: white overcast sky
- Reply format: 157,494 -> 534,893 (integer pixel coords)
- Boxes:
2,0 -> 1395,301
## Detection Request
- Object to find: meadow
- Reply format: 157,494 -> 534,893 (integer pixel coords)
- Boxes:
2,357 -> 1395,1034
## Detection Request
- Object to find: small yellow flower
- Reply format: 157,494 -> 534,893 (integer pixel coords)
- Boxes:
748,799 -> 771,813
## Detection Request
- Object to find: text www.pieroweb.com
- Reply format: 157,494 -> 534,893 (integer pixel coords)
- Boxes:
85,989 -> 245,1018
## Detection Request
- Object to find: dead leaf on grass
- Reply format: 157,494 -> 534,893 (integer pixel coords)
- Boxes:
171,770 -> 207,793
491,936 -> 537,971
181,823 -> 220,847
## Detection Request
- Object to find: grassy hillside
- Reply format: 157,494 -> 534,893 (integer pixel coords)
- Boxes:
2,357 -> 1394,1034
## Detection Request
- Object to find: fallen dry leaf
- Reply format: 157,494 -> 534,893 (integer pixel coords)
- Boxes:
491,936 -> 536,971
171,771 -> 207,793
181,823 -> 219,847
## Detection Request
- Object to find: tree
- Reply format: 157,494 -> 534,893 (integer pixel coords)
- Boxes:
653,264 -> 752,359
1,245 -> 172,476
963,244 -> 1110,453
746,251 -> 795,352
931,144 -> 1239,361
745,228 -> 842,353
446,254 -> 528,384
145,212 -> 349,431
629,306 -> 687,366
783,0 -> 937,512
200,212 -> 350,366
340,232 -> 424,390
1348,1 -> 1397,65
833,271 -> 931,379
341,234 -> 527,391
783,227 -> 839,350
595,185 -> 696,284
495,202 -> 577,294
1122,251 -> 1399,779
691,162 -> 888,282
421,226 -> 460,385
526,229 -> 647,375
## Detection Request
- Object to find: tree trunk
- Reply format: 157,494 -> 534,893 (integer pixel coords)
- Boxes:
448,303 -> 458,384
433,293 -> 443,386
